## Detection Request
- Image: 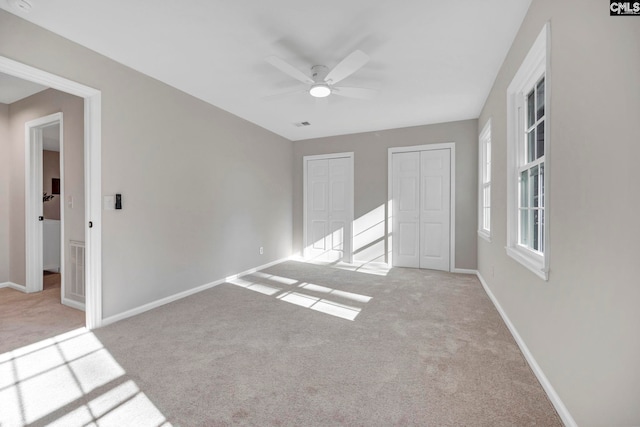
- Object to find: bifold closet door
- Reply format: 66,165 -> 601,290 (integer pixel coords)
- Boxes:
392,152 -> 421,268
305,157 -> 352,262
392,149 -> 450,271
419,149 -> 450,271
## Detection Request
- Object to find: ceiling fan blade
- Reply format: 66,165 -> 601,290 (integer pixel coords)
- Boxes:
332,86 -> 377,100
265,56 -> 314,84
325,50 -> 370,84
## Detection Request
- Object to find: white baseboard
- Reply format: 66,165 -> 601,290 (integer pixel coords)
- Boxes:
101,256 -> 292,327
452,268 -> 477,275
62,297 -> 86,311
223,256 -> 291,282
476,272 -> 577,427
0,282 -> 27,292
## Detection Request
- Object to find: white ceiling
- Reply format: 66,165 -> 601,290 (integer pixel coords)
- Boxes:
0,0 -> 531,141
0,72 -> 48,104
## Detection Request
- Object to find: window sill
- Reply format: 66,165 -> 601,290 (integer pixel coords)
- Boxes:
505,245 -> 548,281
478,231 -> 491,242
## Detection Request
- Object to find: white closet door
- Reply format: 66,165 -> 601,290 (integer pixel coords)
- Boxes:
392,152 -> 420,268
391,148 -> 451,271
305,156 -> 353,262
306,159 -> 330,259
419,149 -> 450,270
328,157 -> 350,261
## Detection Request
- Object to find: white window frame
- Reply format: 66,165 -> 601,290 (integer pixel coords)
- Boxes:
506,23 -> 550,281
478,119 -> 492,242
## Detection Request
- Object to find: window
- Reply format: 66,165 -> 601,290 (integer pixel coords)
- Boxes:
478,120 -> 492,241
520,78 -> 545,253
506,23 -> 549,280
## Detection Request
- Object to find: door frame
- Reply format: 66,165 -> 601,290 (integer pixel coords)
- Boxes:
25,113 -> 64,296
303,152 -> 354,263
387,143 -> 456,271
1,55 -> 103,329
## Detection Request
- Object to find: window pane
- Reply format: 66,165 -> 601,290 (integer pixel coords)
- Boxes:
484,206 -> 490,230
527,90 -> 535,128
527,130 -> 535,163
536,120 -> 545,159
484,208 -> 491,230
520,209 -> 529,246
484,185 -> 491,209
520,171 -> 529,207
536,78 -> 545,120
540,210 -> 545,252
485,142 -> 491,182
485,186 -> 491,230
533,209 -> 539,250
540,164 -> 545,208
531,166 -> 539,208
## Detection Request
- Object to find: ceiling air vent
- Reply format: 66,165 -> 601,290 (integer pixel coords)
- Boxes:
294,121 -> 311,127
12,0 -> 33,13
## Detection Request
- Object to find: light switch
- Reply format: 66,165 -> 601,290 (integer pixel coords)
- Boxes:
67,195 -> 73,208
103,195 -> 115,210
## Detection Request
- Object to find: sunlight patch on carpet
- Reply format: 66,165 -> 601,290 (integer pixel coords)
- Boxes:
230,271 -> 372,321
250,271 -> 299,285
0,328 -> 171,427
228,277 -> 282,296
291,256 -> 391,277
277,291 -> 362,321
298,282 -> 372,303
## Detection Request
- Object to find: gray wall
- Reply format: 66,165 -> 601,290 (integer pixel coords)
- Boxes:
0,103 -> 8,283
478,0 -> 640,425
7,89 -> 85,296
0,10 -> 293,318
293,119 -> 478,270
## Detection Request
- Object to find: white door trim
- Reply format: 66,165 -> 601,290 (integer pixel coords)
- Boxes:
388,143 -> 456,271
1,55 -> 103,329
303,152 -> 354,263
25,113 -> 63,295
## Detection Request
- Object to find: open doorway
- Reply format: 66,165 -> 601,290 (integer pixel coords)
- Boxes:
25,113 -> 87,311
42,122 -> 62,296
0,55 -> 102,329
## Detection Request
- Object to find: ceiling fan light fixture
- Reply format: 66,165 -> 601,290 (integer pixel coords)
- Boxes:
309,84 -> 331,98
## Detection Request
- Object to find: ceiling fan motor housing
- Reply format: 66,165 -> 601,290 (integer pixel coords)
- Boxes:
311,65 -> 329,83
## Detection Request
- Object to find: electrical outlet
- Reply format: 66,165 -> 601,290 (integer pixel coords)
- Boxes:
259,247 -> 264,255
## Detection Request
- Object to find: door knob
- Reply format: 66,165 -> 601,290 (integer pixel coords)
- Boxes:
38,216 -> 44,221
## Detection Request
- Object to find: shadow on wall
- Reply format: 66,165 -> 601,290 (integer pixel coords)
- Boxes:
353,204 -> 387,263
304,203 -> 389,266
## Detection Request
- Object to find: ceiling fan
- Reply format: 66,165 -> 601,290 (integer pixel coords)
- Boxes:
265,50 -> 376,100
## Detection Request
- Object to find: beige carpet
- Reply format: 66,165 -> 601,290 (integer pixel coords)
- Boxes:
0,272 -> 85,354
1,262 -> 562,426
